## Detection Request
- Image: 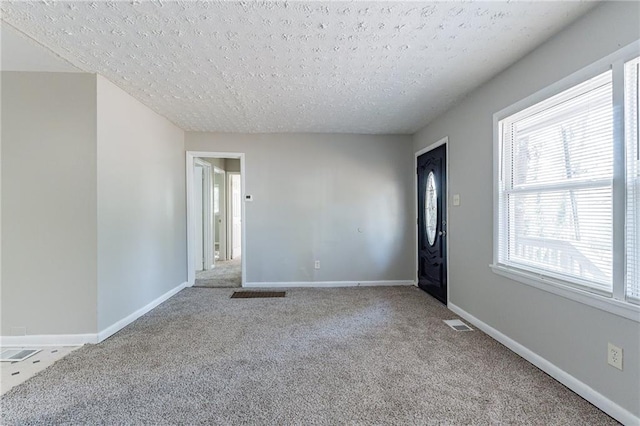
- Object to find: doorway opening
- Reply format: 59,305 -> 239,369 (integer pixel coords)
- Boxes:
416,138 -> 449,304
187,152 -> 245,288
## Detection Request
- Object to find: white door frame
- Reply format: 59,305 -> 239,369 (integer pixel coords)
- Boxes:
194,158 -> 213,272
212,166 -> 226,263
227,172 -> 241,260
186,151 -> 246,287
415,136 -> 450,305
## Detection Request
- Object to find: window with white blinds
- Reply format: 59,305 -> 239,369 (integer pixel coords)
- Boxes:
495,49 -> 640,311
498,72 -> 614,295
625,57 -> 640,302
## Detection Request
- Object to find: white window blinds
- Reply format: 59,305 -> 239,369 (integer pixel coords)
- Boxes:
625,57 -> 640,302
499,71 -> 614,295
498,56 -> 640,305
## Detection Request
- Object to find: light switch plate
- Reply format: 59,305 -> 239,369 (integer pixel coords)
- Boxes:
453,194 -> 460,206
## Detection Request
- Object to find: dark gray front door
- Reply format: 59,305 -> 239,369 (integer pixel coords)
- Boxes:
417,144 -> 447,304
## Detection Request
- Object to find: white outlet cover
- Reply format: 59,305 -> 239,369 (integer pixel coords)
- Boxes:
453,194 -> 461,206
607,342 -> 623,370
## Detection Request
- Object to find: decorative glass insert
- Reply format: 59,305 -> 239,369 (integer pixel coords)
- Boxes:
426,171 -> 438,246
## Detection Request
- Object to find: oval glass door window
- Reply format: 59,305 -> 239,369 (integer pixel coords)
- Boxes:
425,171 -> 437,246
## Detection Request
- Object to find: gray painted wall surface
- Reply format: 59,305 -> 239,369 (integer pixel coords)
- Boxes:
225,159 -> 240,173
97,76 -> 187,331
1,72 -> 97,335
0,23 -> 80,73
186,133 -> 415,283
413,2 -> 640,416
204,157 -> 225,170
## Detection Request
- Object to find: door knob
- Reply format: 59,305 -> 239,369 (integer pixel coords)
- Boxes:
439,230 -> 447,237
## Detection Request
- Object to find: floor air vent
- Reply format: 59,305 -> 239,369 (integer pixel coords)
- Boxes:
443,319 -> 473,331
1,349 -> 41,362
231,291 -> 286,299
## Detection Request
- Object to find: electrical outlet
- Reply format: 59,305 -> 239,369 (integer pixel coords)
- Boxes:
314,260 -> 320,269
608,343 -> 623,370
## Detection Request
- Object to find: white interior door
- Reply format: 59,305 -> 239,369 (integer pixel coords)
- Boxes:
231,174 -> 242,258
213,168 -> 226,261
194,165 -> 204,271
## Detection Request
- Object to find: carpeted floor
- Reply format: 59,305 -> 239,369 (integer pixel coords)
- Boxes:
1,287 -> 616,425
194,257 -> 241,287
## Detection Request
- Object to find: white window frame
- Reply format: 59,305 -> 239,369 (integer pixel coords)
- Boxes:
492,40 -> 640,322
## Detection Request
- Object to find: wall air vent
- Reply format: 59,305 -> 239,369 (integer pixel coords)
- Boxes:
1,349 -> 41,362
231,291 -> 286,299
443,319 -> 473,331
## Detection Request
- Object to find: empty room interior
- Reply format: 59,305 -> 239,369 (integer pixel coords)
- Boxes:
1,1 -> 639,424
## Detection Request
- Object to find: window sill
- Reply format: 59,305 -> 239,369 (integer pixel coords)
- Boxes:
490,264 -> 640,322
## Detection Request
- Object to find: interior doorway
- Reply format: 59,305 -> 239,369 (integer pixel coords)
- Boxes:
187,152 -> 245,288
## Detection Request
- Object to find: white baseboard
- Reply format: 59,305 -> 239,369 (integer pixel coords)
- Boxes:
448,303 -> 639,426
0,281 -> 187,348
244,280 -> 414,288
97,281 -> 187,342
0,333 -> 98,347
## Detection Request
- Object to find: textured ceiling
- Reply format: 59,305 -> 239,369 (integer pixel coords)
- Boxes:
1,1 -> 596,134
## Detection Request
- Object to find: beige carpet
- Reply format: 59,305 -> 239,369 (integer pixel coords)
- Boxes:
194,257 -> 241,287
0,287 -> 616,425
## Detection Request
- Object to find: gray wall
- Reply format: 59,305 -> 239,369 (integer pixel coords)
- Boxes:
97,76 -> 186,331
204,157 -> 225,170
413,2 -> 640,416
225,159 -> 240,173
1,23 -> 80,73
186,133 -> 415,283
1,72 -> 97,335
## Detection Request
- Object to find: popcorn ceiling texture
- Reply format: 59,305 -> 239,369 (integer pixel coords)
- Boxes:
1,1 -> 594,134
